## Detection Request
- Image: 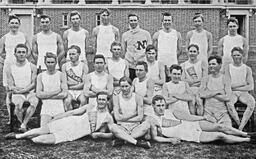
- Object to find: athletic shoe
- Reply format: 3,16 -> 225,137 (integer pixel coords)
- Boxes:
136,140 -> 151,149
112,139 -> 125,147
4,132 -> 16,140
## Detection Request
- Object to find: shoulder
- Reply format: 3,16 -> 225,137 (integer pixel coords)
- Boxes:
187,30 -> 193,37
112,25 -> 119,32
92,26 -> 100,32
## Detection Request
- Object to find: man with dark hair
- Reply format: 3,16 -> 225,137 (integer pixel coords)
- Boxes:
92,8 -> 120,59
6,44 -> 38,132
218,17 -> 248,72
5,92 -> 114,144
199,55 -> 232,127
148,95 -> 256,144
62,45 -> 88,110
122,13 -> 152,81
36,52 -> 68,126
153,12 -> 182,79
32,14 -> 65,71
186,13 -> 213,63
63,10 -> 89,63
225,47 -> 255,130
84,54 -> 113,106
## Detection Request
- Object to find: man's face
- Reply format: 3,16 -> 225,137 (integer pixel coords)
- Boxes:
146,49 -> 157,62
153,99 -> 166,116
231,51 -> 243,65
227,21 -> 238,34
15,47 -> 27,62
129,16 -> 139,29
170,69 -> 182,83
101,12 -> 110,24
94,58 -> 105,73
45,57 -> 57,71
97,94 -> 108,109
68,48 -> 80,63
111,45 -> 122,59
120,81 -> 131,96
135,65 -> 147,79
188,46 -> 199,60
40,18 -> 51,31
193,17 -> 203,28
70,14 -> 81,27
162,16 -> 172,29
9,19 -> 20,32
208,59 -> 221,74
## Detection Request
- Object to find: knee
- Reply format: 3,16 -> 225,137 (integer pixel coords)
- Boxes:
32,136 -> 43,144
108,124 -> 121,135
216,132 -> 226,140
216,124 -> 226,131
29,97 -> 39,107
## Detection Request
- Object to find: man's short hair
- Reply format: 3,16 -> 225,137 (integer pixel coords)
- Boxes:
146,44 -> 158,60
93,54 -> 106,63
68,45 -> 81,54
208,55 -> 222,64
188,44 -> 199,51
110,41 -> 122,50
119,76 -> 132,86
96,91 -> 108,99
99,8 -> 111,16
227,17 -> 238,26
162,12 -> 172,21
136,61 -> 148,72
40,14 -> 51,21
193,13 -> 204,22
8,15 -> 20,23
70,10 -> 81,20
169,64 -> 182,74
231,47 -> 244,56
152,95 -> 166,105
44,52 -> 57,63
14,44 -> 28,53
128,13 -> 139,20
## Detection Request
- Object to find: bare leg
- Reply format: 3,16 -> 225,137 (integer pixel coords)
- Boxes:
188,100 -> 196,115
200,132 -> 250,143
40,115 -> 53,126
196,95 -> 204,116
109,124 -> 137,145
64,93 -> 72,111
14,103 -> 24,123
32,134 -> 55,144
78,94 -> 87,107
226,94 -> 240,126
21,105 -> 36,129
6,91 -> 11,123
131,121 -> 150,139
16,125 -> 50,139
239,93 -> 255,130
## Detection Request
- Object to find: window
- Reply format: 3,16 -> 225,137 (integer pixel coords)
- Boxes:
96,14 -> 101,26
62,13 -> 68,27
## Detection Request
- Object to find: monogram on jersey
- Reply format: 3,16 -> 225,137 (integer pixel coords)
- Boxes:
67,68 -> 83,83
136,40 -> 147,50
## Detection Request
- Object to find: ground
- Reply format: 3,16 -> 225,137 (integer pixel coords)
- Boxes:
1,54 -> 256,159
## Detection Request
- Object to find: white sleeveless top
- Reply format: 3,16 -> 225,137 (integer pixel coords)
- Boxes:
37,32 -> 58,69
96,25 -> 115,58
134,76 -> 149,97
107,58 -> 126,80
147,61 -> 160,81
229,64 -> 247,87
4,32 -> 26,64
10,61 -> 31,88
66,28 -> 87,61
90,72 -> 108,90
118,93 -> 137,119
223,34 -> 243,61
190,30 -> 208,62
65,61 -> 83,83
158,29 -> 178,67
41,71 -> 62,92
183,60 -> 203,82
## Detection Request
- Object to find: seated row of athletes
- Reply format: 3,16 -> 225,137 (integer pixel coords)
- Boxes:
5,41 -> 256,148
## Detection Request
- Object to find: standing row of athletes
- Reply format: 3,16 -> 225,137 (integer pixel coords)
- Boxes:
1,8 -> 255,147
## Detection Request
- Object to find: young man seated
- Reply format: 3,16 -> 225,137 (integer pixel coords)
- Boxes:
62,45 -> 88,110
5,92 -> 114,144
148,95 -> 256,144
6,44 -> 38,132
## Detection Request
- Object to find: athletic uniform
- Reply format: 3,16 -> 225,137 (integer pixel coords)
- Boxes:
66,28 -> 87,61
65,61 -> 84,99
204,75 -> 232,126
36,32 -> 59,70
189,30 -> 208,62
147,61 -> 162,95
48,105 -> 112,144
96,25 -> 115,58
3,32 -> 26,87
40,71 -> 65,116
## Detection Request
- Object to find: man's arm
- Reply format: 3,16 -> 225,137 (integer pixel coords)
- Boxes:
176,32 -> 182,58
127,94 -> 144,122
172,82 -> 193,102
121,33 -> 127,58
83,74 -> 97,98
162,83 -> 178,105
124,60 -> 130,78
242,37 -> 249,63
185,31 -> 192,52
6,65 -> 22,92
31,35 -> 38,64
50,72 -> 68,99
56,34 -> 65,66
155,62 -> 166,85
113,26 -> 120,42
173,109 -> 206,121
143,78 -> 155,105
233,67 -> 254,92
0,35 -> 5,64
91,27 -> 98,54
63,30 -> 69,55
214,75 -> 231,102
206,31 -> 213,57
152,31 -> 159,49
218,37 -> 224,57
91,115 -> 114,139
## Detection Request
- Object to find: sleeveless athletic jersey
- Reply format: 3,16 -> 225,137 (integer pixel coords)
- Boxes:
158,29 -> 178,67
182,60 -> 203,83
117,93 -> 137,123
123,28 -> 152,68
10,61 -> 31,88
96,25 -> 115,58
205,75 -> 227,113
223,34 -> 244,63
37,32 -> 58,69
147,61 -> 160,81
107,58 -> 126,80
189,30 -> 208,62
133,76 -> 149,97
66,28 -> 87,61
229,63 -> 247,87
65,61 -> 83,83
42,71 -> 62,91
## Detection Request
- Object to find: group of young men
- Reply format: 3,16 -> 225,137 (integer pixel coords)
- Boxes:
1,8 -> 256,148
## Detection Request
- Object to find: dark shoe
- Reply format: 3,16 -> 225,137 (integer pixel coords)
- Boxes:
247,132 -> 256,139
4,132 -> 16,140
136,140 -> 151,149
18,127 -> 27,133
112,139 -> 124,147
